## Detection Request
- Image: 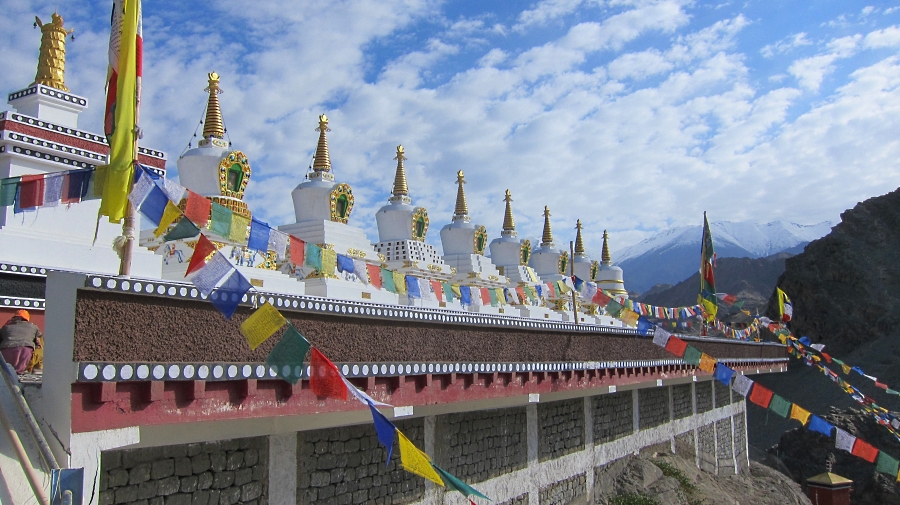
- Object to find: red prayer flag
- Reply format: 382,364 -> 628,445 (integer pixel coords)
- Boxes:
851,439 -> 879,463
875,382 -> 888,390
18,174 -> 45,208
480,287 -> 490,304
431,280 -> 444,302
184,191 -> 212,227
515,287 -> 526,303
592,290 -> 611,306
309,348 -> 347,400
289,236 -> 305,266
367,264 -> 382,290
748,384 -> 774,408
185,234 -> 216,276
547,283 -> 556,298
665,336 -> 688,357
821,352 -> 832,363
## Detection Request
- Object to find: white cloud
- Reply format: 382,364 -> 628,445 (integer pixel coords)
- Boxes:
761,32 -> 812,58
788,35 -> 860,91
515,0 -> 592,30
608,49 -> 673,80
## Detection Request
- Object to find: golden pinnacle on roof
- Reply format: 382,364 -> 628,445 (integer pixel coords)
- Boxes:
601,229 -> 612,264
202,72 -> 225,139
312,114 -> 332,173
452,170 -> 469,221
391,145 -> 409,198
575,219 -> 585,255
502,189 -> 516,233
541,206 -> 553,246
33,13 -> 74,91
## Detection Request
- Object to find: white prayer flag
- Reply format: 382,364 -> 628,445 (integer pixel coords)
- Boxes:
267,230 -> 288,259
191,252 -> 233,296
163,177 -> 186,204
128,170 -> 154,207
353,259 -> 369,285
835,428 -> 856,453
652,327 -> 671,347
43,173 -> 64,207
419,278 -> 433,301
732,374 -> 753,397
342,375 -> 391,407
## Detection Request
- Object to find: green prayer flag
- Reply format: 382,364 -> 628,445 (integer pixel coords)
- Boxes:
876,451 -> 900,476
163,218 -> 201,241
886,389 -> 900,395
305,243 -> 322,271
0,177 -> 20,206
381,267 -> 396,293
488,288 -> 499,307
606,299 -> 623,318
832,358 -> 844,365
768,394 -> 791,418
682,346 -> 701,366
210,202 -> 232,237
431,463 -> 491,501
265,325 -> 311,385
442,281 -> 453,302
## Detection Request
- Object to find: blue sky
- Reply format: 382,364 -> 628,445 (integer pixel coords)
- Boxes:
3,0 -> 900,258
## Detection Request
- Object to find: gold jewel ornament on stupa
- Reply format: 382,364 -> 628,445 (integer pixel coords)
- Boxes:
218,151 -> 251,200
473,226 -> 488,255
33,13 -> 74,91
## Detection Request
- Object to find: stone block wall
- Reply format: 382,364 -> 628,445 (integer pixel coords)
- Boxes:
695,381 -> 713,413
638,388 -> 670,430
99,438 -> 268,505
674,431 -> 695,460
672,384 -> 693,419
297,419 -> 425,505
592,392 -> 633,444
497,494 -> 528,505
436,407 -> 527,483
538,399 -> 584,461
733,413 -> 748,473
714,382 -> 732,408
715,419 -> 734,475
538,473 -> 585,505
697,424 -> 716,473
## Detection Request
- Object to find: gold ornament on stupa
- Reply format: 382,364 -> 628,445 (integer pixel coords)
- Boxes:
391,145 -> 409,200
452,170 -> 469,222
574,219 -> 586,255
601,230 -> 612,264
203,72 -> 225,139
502,189 -> 515,233
32,13 -> 74,92
313,114 -> 332,173
541,206 -> 554,246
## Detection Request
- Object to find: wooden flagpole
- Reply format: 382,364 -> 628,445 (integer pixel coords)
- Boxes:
570,240 -> 578,325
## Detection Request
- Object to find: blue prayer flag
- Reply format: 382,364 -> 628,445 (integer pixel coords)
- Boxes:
573,277 -> 584,291
851,367 -> 865,375
460,285 -> 471,306
368,401 -> 397,465
248,218 -> 270,251
535,285 -> 543,298
799,336 -> 811,346
406,276 -> 421,298
714,363 -> 735,386
808,415 -> 835,437
336,254 -> 355,274
138,185 -> 169,225
210,269 -> 251,319
636,317 -> 654,336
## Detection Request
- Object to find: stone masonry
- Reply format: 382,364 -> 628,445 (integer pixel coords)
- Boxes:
672,384 -> 693,419
733,414 -> 748,473
715,381 -> 732,408
715,418 -> 735,475
638,388 -> 670,430
436,407 -> 527,483
297,419 -> 425,505
538,473 -> 585,505
496,494 -> 528,505
592,392 -> 633,444
697,423 -> 716,473
538,399 -> 584,461
695,381 -> 713,413
99,437 -> 268,505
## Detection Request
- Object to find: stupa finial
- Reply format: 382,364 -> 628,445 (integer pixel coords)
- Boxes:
33,13 -> 74,91
601,230 -> 612,264
312,114 -> 332,173
575,220 -> 585,255
541,206 -> 553,247
390,145 -> 409,200
502,189 -> 516,234
202,72 -> 225,140
452,170 -> 469,221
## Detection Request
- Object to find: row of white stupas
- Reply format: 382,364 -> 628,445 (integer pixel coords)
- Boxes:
0,19 -> 628,324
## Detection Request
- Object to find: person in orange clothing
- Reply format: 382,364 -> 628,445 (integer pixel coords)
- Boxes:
0,310 -> 43,374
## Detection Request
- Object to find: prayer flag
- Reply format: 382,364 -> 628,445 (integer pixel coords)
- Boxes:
748,383 -> 774,408
419,279 -> 433,301
163,218 -> 200,241
344,376 -> 390,407
636,317 -> 654,336
17,175 -> 45,209
336,254 -> 355,274
682,346 -> 702,366
309,348 -> 347,400
698,212 -> 717,322
305,244 -> 323,271
153,201 -> 181,237
460,286 -> 471,306
431,280 -> 444,302
64,169 -> 92,203
240,302 -> 286,350
621,309 -> 639,327
397,431 -> 444,486
210,269 -> 251,319
481,288 -> 491,306
768,394 -> 791,418
876,451 -> 899,477
451,284 -> 462,299
714,363 -> 735,386
229,214 -> 249,243
652,327 -> 671,347
488,287 -> 498,307
43,173 -> 63,207
128,169 -> 153,207
185,234 -> 216,276
789,404 -> 811,425
354,259 -> 369,284
665,336 -> 688,357
368,402 -> 397,465
248,219 -> 270,251
382,268 -> 396,293
191,251 -> 232,296
266,324 -> 310,385
546,283 -> 556,298
184,191 -> 211,227
841,364 -> 851,375
443,282 -> 454,302
393,271 -> 406,295
732,374 -> 753,397
431,464 -> 490,501
494,288 -> 505,305
406,276 -> 421,298
289,236 -> 305,266
852,439 -> 879,463
698,353 -> 716,373
368,264 -> 382,289
267,230 -> 288,260
777,287 -> 793,322
835,428 -> 856,453
322,249 -> 337,276
162,178 -> 185,204
808,415 -> 835,436
515,286 -> 526,304
209,202 -> 232,237
0,177 -> 20,206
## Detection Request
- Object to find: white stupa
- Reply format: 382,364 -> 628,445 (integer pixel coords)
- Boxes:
529,206 -> 581,319
595,230 -> 628,297
278,115 -> 396,303
373,146 -> 454,307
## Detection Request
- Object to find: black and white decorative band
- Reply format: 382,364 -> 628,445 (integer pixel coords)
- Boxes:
76,357 -> 786,383
38,85 -> 88,106
7,87 -> 38,101
0,263 -> 49,277
6,132 -> 106,161
11,145 -> 94,170
0,297 -> 45,310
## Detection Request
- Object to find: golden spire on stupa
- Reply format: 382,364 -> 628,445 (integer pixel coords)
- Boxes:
452,170 -> 469,222
32,13 -> 74,91
390,145 -> 409,201
601,230 -> 612,264
541,206 -> 554,247
502,189 -> 516,235
575,220 -> 586,255
312,114 -> 332,173
202,72 -> 225,139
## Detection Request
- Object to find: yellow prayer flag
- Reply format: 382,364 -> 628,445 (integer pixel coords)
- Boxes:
495,288 -> 506,305
698,353 -> 716,373
451,284 -> 461,298
322,249 -> 337,276
620,309 -> 639,327
240,302 -> 286,350
841,364 -> 851,375
393,271 -> 406,295
789,404 -> 811,426
397,431 -> 444,487
229,214 -> 250,243
153,202 -> 182,237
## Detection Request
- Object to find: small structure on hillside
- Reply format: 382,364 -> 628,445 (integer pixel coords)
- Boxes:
807,455 -> 853,505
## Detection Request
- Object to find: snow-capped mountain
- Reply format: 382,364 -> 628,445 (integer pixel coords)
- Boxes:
614,221 -> 835,294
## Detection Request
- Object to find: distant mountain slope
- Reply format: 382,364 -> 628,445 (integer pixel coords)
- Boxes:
635,253 -> 791,316
615,221 -> 834,293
